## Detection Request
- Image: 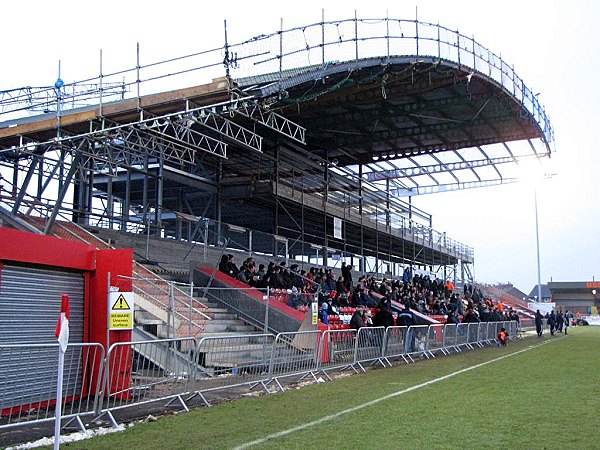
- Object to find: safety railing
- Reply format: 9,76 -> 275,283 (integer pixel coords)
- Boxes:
381,326 -> 410,365
354,326 -> 387,371
0,320 -> 521,443
100,337 -> 197,424
319,329 -> 359,376
267,330 -> 323,391
0,343 -> 105,432
191,333 -> 276,405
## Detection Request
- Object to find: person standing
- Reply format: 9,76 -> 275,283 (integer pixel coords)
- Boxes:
397,303 -> 416,353
547,311 -> 557,335
564,310 -> 571,335
556,310 -> 564,333
373,303 -> 395,329
341,262 -> 353,291
535,310 -> 544,337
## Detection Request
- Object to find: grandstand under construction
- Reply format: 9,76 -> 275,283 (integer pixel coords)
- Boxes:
0,17 -> 553,283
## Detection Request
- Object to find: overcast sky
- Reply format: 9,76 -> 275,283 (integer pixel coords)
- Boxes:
2,0 -> 598,293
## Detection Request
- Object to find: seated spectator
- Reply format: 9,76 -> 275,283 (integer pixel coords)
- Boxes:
287,286 -> 302,308
267,265 -> 286,289
218,255 -> 229,275
226,254 -> 239,277
463,307 -> 480,323
219,254 -> 239,277
379,279 -> 388,296
350,307 -> 364,331
319,301 -> 329,324
322,270 -> 336,293
446,310 -> 460,325
256,264 -> 266,279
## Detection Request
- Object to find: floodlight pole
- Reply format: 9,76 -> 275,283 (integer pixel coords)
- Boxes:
534,186 -> 542,303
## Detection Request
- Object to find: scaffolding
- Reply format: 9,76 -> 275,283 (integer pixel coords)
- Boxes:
0,16 -> 554,284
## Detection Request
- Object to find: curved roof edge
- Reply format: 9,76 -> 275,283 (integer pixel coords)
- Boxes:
230,17 -> 553,151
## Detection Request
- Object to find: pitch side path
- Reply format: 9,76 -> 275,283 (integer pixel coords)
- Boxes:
47,327 -> 600,450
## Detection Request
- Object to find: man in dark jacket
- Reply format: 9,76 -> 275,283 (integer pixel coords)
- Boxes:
547,311 -> 557,335
349,308 -> 364,331
535,310 -> 544,337
373,304 -> 395,328
463,307 -> 480,323
397,304 -> 416,353
397,304 -> 416,327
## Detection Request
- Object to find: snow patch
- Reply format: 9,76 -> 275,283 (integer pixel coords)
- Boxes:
6,424 -> 127,449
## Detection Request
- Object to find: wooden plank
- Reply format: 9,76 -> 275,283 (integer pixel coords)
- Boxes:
0,109 -> 97,140
0,78 -> 230,142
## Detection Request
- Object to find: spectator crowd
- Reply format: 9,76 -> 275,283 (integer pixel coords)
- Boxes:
218,254 -> 521,328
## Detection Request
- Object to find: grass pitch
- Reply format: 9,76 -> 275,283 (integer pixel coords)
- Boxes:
54,327 -> 600,449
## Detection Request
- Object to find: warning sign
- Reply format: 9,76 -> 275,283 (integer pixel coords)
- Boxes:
112,294 -> 131,310
311,301 -> 319,325
109,292 -> 134,330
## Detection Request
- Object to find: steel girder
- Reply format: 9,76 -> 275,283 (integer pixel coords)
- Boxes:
229,101 -> 306,144
363,152 -> 546,182
317,114 -> 526,148
389,177 -> 519,197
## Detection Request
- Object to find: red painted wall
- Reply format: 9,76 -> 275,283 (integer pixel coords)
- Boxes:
0,227 -> 95,270
89,248 -> 133,398
0,227 -> 134,399
88,248 -> 133,347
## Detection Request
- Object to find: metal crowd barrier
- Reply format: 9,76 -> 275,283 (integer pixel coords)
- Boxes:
354,326 -> 387,371
190,333 -> 275,406
319,329 -> 358,377
424,324 -> 446,356
99,337 -> 197,426
267,331 -> 322,391
0,343 -> 105,432
1,321 -> 520,439
381,326 -> 410,365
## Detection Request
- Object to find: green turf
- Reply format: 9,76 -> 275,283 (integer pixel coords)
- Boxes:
56,327 -> 600,450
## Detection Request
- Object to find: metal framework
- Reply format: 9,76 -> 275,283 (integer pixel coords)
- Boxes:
0,16 -> 555,284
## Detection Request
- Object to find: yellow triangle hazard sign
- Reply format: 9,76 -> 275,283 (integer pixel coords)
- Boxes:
112,294 -> 131,310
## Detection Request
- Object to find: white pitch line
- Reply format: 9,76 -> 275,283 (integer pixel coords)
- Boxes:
233,340 -> 554,450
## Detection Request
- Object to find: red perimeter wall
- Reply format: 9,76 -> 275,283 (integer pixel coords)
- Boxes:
0,227 -> 133,397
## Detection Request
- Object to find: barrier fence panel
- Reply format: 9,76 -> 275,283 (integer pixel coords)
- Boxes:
475,322 -> 488,347
456,323 -> 470,350
407,325 -> 431,359
354,326 -> 386,371
486,322 -> 498,344
0,319 -> 528,443
424,324 -> 445,357
382,326 -> 410,364
191,334 -> 275,405
268,331 -> 322,391
102,337 -> 196,416
319,329 -> 358,376
0,343 -> 105,432
508,321 -> 518,339
466,323 -> 481,348
442,324 -> 459,353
